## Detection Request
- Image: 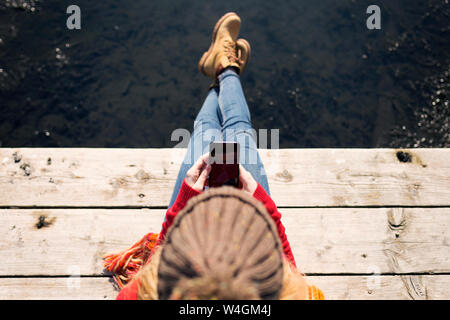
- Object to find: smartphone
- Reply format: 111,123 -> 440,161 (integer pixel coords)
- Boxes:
208,141 -> 239,188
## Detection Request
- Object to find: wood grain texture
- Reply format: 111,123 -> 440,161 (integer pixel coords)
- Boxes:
0,278 -> 117,300
1,275 -> 448,300
1,208 -> 448,276
0,209 -> 166,276
306,275 -> 450,300
1,148 -> 449,207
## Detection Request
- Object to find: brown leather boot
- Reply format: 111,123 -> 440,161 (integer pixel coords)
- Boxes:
207,38 -> 251,89
198,12 -> 242,78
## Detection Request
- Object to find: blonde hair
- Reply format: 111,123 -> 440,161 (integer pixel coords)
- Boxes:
134,245 -> 308,300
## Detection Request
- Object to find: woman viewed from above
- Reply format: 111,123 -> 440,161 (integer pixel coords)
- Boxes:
104,12 -> 324,300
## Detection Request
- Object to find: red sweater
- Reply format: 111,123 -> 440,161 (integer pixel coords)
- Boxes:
116,180 -> 296,300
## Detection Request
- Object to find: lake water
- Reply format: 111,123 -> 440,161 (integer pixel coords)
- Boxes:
0,0 -> 448,148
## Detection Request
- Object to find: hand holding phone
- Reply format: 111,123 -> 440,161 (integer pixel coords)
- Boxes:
238,164 -> 258,194
185,153 -> 211,192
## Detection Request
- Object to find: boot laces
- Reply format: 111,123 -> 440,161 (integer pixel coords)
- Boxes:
223,39 -> 244,65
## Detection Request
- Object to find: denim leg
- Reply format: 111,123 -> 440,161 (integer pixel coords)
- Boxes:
168,88 -> 223,207
218,69 -> 270,195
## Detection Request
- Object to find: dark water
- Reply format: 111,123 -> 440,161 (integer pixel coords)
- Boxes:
0,0 -> 449,148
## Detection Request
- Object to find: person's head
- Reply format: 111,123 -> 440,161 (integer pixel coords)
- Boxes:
135,186 -> 308,300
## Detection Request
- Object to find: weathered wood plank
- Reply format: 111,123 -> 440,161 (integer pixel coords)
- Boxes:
283,208 -> 450,275
1,148 -> 449,207
306,275 -> 450,300
0,278 -> 117,300
1,208 -> 448,276
1,275 -> 448,300
1,209 -> 165,276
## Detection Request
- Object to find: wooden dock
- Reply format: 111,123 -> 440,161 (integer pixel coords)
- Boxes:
0,148 -> 449,300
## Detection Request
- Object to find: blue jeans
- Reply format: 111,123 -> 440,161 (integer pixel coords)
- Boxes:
168,69 -> 270,207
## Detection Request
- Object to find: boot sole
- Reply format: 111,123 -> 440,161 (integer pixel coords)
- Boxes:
237,38 -> 251,71
198,12 -> 240,75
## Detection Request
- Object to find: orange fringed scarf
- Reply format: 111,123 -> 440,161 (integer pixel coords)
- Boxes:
103,232 -> 159,288
308,285 -> 325,300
